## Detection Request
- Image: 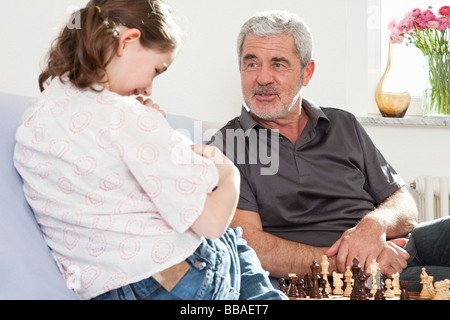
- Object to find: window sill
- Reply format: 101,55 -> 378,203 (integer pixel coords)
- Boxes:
358,115 -> 450,128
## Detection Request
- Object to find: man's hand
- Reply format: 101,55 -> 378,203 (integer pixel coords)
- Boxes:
325,218 -> 386,274
376,238 -> 410,277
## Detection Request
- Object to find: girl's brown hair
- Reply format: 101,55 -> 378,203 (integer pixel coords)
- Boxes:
39,0 -> 181,92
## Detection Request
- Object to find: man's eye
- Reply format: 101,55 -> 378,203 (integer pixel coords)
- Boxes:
247,63 -> 258,68
274,63 -> 284,68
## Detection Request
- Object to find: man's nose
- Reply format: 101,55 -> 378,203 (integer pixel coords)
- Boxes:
256,65 -> 275,86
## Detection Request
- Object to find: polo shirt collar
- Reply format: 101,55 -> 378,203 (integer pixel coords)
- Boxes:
239,98 -> 330,133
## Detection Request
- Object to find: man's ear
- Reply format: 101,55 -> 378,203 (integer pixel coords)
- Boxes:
116,28 -> 142,57
301,60 -> 315,87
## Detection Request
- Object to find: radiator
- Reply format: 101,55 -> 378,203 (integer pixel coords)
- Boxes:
410,177 -> 450,222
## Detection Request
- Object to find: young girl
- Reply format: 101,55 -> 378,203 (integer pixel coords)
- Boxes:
14,0 -> 286,300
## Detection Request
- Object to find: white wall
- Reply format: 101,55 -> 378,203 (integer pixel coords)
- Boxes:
1,0 -> 449,188
1,0 -> 354,121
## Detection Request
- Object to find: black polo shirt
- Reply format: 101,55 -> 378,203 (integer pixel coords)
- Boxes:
209,98 -> 405,247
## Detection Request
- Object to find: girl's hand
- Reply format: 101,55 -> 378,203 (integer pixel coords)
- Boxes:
136,96 -> 166,118
191,144 -> 239,185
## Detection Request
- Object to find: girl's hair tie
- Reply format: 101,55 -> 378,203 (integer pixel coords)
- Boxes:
95,6 -> 101,14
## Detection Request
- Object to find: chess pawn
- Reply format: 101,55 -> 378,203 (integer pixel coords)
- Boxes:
384,279 -> 395,298
320,278 -> 329,299
296,278 -> 307,298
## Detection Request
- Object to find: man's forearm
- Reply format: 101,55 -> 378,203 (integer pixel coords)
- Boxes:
240,226 -> 335,279
362,187 -> 418,240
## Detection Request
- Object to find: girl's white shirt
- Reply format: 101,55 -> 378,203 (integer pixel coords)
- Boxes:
14,78 -> 218,300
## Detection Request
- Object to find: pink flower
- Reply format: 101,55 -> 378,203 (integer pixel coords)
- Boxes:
428,20 -> 440,29
397,17 -> 414,32
439,6 -> 450,17
389,29 -> 405,44
388,19 -> 397,32
416,9 -> 437,28
411,8 -> 422,18
437,17 -> 450,30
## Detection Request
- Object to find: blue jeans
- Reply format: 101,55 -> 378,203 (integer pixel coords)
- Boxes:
93,228 -> 287,300
400,216 -> 450,292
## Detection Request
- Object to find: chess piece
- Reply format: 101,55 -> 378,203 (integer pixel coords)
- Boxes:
296,278 -> 307,298
320,278 -> 329,298
332,272 -> 344,295
399,281 -> 409,300
359,273 -> 370,300
433,281 -> 445,300
384,279 -> 394,298
279,278 -> 287,294
287,274 -> 299,298
420,268 -> 432,300
426,276 -> 435,298
432,279 -> 450,301
391,272 -> 401,295
304,273 -> 312,296
320,255 -> 331,293
444,279 -> 450,300
369,259 -> 379,294
362,273 -> 373,299
374,270 -> 386,300
310,261 -> 322,299
350,258 -> 367,300
344,266 -> 353,297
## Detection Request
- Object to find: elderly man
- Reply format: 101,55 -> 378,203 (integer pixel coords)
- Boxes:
209,10 -> 428,285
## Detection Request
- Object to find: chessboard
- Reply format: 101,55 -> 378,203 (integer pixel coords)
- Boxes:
278,255 -> 448,301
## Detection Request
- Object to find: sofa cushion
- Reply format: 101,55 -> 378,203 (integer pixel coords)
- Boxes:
0,92 -> 78,299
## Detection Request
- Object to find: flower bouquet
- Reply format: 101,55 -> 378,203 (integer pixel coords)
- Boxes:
389,6 -> 450,116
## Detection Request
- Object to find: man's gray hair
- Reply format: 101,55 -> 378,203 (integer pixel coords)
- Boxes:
237,10 -> 313,68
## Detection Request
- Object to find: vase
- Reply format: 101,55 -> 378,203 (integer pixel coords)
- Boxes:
375,43 -> 411,118
422,55 -> 450,117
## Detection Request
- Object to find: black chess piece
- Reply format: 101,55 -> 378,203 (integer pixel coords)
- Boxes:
278,278 -> 286,294
350,258 -> 363,300
287,274 -> 299,298
320,278 -> 329,298
297,278 -> 307,298
310,261 -> 322,299
400,281 -> 410,300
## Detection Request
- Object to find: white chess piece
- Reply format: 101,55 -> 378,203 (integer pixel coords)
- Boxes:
320,255 -> 331,293
332,272 -> 344,295
426,276 -> 435,298
433,281 -> 445,300
384,279 -> 394,298
370,259 -> 379,294
392,272 -> 401,295
344,266 -> 352,297
420,267 -> 432,300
